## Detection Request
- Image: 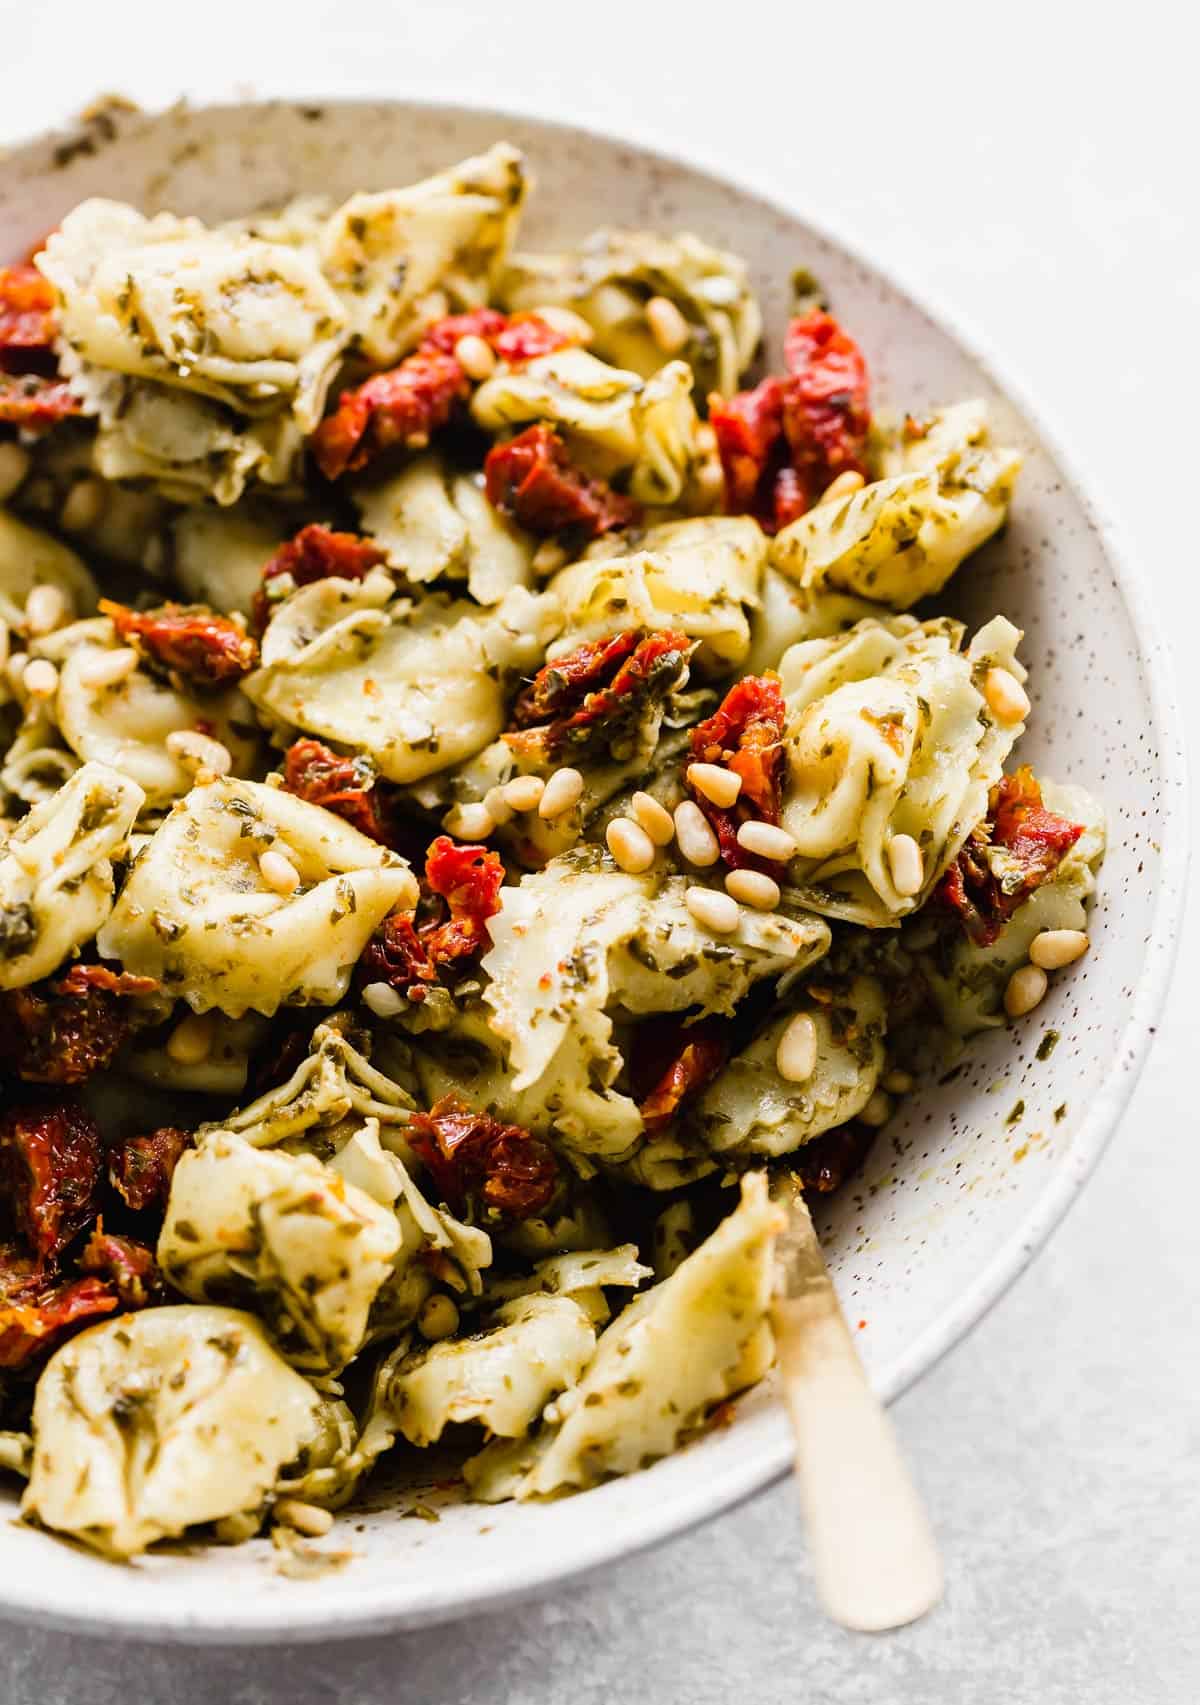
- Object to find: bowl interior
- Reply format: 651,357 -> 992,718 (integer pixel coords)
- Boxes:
0,98 -> 1183,1642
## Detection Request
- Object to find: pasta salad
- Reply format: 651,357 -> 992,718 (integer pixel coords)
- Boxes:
0,143 -> 1104,1559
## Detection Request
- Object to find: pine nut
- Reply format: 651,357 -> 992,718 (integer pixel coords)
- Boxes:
21,658 -> 58,699
1029,929 -> 1090,970
630,791 -> 675,846
606,816 -> 656,873
166,1011 -> 214,1065
859,1089 -> 893,1128
531,304 -> 593,343
882,1069 -> 914,1095
5,653 -> 27,695
645,295 -> 691,354
674,800 -> 720,867
685,885 -> 740,933
259,849 -> 300,895
818,470 -> 866,505
454,333 -> 496,380
0,441 -> 31,502
538,767 -> 583,819
417,1293 -> 460,1341
78,647 -> 138,690
725,868 -> 781,910
60,476 -> 107,534
503,774 -> 545,812
362,980 -> 404,1018
166,729 -> 232,777
887,833 -> 924,898
532,540 -> 568,574
983,667 -> 1030,725
442,802 -> 495,840
736,820 -> 797,861
273,1498 -> 334,1538
482,785 -> 515,825
687,762 -> 742,808
1004,963 -> 1048,1018
23,584 -> 69,638
776,1012 -> 818,1083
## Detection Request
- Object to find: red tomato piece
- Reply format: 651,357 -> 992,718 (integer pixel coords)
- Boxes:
311,350 -> 468,479
252,524 -> 387,632
407,1093 -> 559,1220
484,424 -> 638,539
0,1101 -> 102,1267
101,599 -> 257,689
687,674 -> 788,872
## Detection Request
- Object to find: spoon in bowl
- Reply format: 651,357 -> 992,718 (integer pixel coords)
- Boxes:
767,1170 -> 944,1632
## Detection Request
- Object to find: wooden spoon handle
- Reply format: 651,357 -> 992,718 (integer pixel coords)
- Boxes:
771,1287 -> 944,1632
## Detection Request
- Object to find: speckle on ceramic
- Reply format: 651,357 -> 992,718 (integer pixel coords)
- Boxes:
0,96 -> 1185,1647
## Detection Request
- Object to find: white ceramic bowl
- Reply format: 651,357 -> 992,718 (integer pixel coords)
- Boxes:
0,99 -> 1186,1644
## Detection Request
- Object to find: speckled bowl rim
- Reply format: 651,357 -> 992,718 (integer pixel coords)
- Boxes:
0,95 -> 1187,1646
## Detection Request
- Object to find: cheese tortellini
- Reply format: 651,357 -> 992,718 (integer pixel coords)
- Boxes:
778,614 -> 1027,925
245,578 -> 561,783
465,1173 -> 782,1499
22,1308 -> 346,1558
38,199 -> 348,426
158,1132 -> 403,1374
97,777 -> 417,1015
472,347 -> 703,507
770,401 -> 1023,610
547,515 -> 766,675
499,226 -> 762,397
43,618 -> 259,809
690,976 -> 887,1157
0,760 -> 143,988
319,143 -> 527,365
352,453 -> 535,603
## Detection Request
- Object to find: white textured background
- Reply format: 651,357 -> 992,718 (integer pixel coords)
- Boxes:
2,2 -> 1198,1699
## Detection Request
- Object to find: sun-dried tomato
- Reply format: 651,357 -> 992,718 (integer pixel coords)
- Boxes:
52,964 -> 158,999
357,837 -> 504,1006
490,314 -> 577,365
709,309 -> 870,533
418,308 -> 510,357
281,736 -> 394,844
419,307 -> 575,366
408,1093 -> 559,1220
687,674 -> 788,873
0,965 -> 154,1085
0,1102 -> 101,1267
793,1120 -> 877,1195
0,1249 -> 116,1370
0,264 -> 80,434
251,524 -> 388,632
780,309 -> 871,496
0,372 -> 79,430
79,1223 -> 159,1309
106,1126 -> 190,1214
421,837 -> 506,965
312,349 -> 469,480
100,599 -> 257,689
708,376 -> 787,525
0,265 -> 59,360
507,629 -> 691,762
0,987 -> 122,1085
632,1017 -> 729,1131
484,424 -> 639,540
935,767 -> 1084,945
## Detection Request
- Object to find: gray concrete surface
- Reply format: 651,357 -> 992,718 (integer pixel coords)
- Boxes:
1,2 -> 1196,1698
